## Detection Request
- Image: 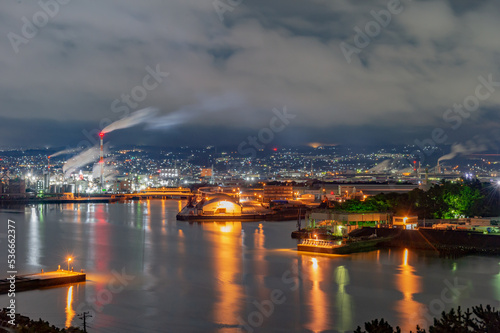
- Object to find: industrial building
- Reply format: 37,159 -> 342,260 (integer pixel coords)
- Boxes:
263,185 -> 294,202
307,210 -> 392,235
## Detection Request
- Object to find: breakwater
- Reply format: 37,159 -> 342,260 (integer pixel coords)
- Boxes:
178,207 -> 307,222
0,271 -> 86,294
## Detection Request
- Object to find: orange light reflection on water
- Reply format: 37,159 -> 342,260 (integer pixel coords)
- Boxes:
219,225 -> 233,233
311,258 -> 318,269
146,200 -> 151,231
65,286 -> 75,328
253,223 -> 267,299
395,249 -> 423,331
161,200 -> 167,234
254,223 -> 264,249
161,199 -> 166,220
204,222 -> 243,331
305,257 -> 329,333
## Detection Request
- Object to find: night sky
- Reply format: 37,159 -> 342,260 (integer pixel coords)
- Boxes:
1,0 -> 499,148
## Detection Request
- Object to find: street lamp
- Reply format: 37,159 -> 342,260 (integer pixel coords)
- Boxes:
67,257 -> 72,272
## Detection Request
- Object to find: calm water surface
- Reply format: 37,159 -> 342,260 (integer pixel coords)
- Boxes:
1,200 -> 499,333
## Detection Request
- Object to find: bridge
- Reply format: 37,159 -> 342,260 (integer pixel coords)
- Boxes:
117,188 -> 193,199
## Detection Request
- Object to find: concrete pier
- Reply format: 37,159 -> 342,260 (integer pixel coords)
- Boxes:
0,271 -> 86,294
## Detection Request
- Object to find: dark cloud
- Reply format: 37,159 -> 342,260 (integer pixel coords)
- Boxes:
0,0 -> 499,148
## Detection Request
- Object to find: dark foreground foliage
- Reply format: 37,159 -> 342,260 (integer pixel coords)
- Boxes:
0,309 -> 84,333
354,305 -> 500,333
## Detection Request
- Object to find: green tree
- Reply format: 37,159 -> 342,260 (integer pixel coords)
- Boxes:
442,185 -> 483,218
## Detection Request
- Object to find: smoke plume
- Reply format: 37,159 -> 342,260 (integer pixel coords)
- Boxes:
49,147 -> 83,158
101,107 -> 159,134
367,159 -> 392,173
63,145 -> 104,178
438,141 -> 488,162
147,93 -> 245,130
100,93 -> 244,135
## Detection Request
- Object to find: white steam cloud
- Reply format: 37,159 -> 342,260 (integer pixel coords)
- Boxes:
49,147 -> 83,158
147,93 -> 245,130
63,145 -> 105,178
367,159 -> 392,173
101,107 -> 159,134
99,94 -> 245,135
438,141 -> 488,163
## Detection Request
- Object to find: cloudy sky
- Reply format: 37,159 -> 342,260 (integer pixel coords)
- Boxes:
1,0 -> 500,148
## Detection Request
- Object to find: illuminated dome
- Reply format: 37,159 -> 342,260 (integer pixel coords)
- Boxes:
202,194 -> 242,215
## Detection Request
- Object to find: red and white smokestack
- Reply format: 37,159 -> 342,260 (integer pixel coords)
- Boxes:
99,132 -> 104,189
47,155 -> 51,191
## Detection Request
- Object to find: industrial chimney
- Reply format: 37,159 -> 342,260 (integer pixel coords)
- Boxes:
99,132 -> 104,190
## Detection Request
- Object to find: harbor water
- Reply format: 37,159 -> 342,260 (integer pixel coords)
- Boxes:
1,200 -> 499,332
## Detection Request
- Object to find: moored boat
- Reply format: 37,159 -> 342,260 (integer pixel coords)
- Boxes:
297,234 -> 393,254
297,238 -> 342,253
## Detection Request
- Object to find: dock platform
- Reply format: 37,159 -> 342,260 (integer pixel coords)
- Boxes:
0,271 -> 86,294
